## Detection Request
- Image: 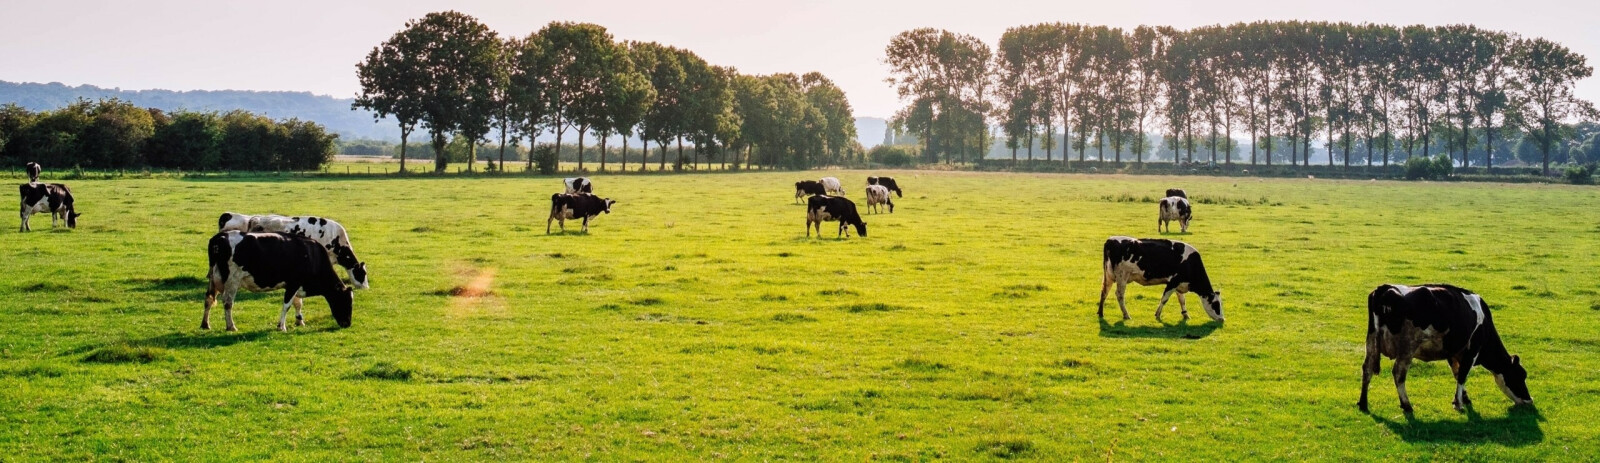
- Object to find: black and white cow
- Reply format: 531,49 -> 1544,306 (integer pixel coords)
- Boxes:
25,162 -> 41,183
1360,284 -> 1533,413
868,176 -> 904,198
204,231 -> 354,332
18,183 -> 79,232
1098,236 -> 1222,322
217,212 -> 369,290
548,193 -> 615,233
819,176 -> 844,195
1158,196 -> 1192,233
564,177 -> 593,195
806,195 -> 867,238
795,180 -> 826,203
865,184 -> 894,214
1165,188 -> 1187,199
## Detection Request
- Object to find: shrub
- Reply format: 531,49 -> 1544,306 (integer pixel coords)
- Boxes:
869,145 -> 916,167
1564,163 -> 1595,185
533,146 -> 559,175
1405,154 -> 1453,180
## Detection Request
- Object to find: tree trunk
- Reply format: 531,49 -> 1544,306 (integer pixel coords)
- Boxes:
599,134 -> 608,172
676,136 -> 684,171
431,132 -> 447,173
1027,129 -> 1034,162
577,128 -> 587,172
623,136 -> 631,172
498,124 -> 507,172
399,128 -> 409,173
659,144 -> 668,172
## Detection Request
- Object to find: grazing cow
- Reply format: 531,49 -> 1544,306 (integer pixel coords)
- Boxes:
204,231 -> 354,332
1360,284 -> 1532,413
18,183 -> 79,232
868,176 -> 904,198
1165,188 -> 1186,198
217,213 -> 369,290
865,184 -> 894,214
806,195 -> 867,238
1158,196 -> 1192,233
548,193 -> 615,233
819,176 -> 844,195
25,162 -> 41,183
1098,236 -> 1223,322
564,177 -> 593,194
795,180 -> 826,203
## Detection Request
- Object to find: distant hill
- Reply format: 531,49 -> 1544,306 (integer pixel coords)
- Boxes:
2,80 -> 888,147
0,80 -> 398,141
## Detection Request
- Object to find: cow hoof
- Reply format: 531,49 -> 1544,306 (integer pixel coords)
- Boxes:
296,320 -> 306,327
1400,404 -> 1414,414
278,325 -> 289,332
1122,315 -> 1131,321
225,326 -> 238,332
1357,402 -> 1369,413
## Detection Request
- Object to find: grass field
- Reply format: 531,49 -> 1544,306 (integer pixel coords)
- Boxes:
1,170 -> 1597,460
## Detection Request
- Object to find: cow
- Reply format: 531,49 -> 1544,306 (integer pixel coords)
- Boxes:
1360,284 -> 1533,413
25,162 -> 41,183
865,184 -> 894,214
548,193 -> 615,233
1158,196 -> 1192,233
806,195 -> 867,238
564,177 -> 593,195
868,176 -> 904,198
1165,188 -> 1186,199
795,180 -> 826,203
204,231 -> 354,332
819,176 -> 844,195
18,183 -> 79,232
1098,236 -> 1223,322
216,213 -> 369,290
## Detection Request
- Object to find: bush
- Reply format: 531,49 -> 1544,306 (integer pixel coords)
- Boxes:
1404,154 -> 1453,180
533,146 -> 559,175
870,145 -> 915,167
1564,163 -> 1595,185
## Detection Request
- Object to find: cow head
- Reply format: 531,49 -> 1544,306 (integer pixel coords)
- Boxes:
67,211 -> 80,228
1494,355 -> 1533,406
853,221 -> 867,238
328,287 -> 354,328
330,246 -> 370,290
1199,290 -> 1223,321
350,262 -> 370,289
603,198 -> 616,214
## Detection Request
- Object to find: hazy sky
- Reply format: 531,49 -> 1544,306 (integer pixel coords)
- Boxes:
2,0 -> 1597,118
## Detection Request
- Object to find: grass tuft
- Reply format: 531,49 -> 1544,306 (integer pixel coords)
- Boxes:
759,294 -> 788,301
83,343 -> 166,364
896,357 -> 949,372
360,362 -> 414,381
21,282 -> 72,292
630,297 -> 665,306
818,288 -> 859,296
771,312 -> 816,323
975,436 -> 1035,458
841,303 -> 902,313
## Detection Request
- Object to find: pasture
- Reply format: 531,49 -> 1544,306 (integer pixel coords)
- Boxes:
1,170 -> 1597,460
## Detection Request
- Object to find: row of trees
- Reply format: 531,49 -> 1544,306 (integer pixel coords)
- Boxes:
354,11 -> 860,173
0,99 -> 337,171
886,21 -> 1596,174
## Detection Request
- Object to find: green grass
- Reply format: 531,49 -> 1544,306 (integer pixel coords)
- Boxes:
1,170 -> 1596,460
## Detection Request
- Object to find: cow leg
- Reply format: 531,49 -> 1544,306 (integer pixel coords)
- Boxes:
202,287 -> 216,330
1155,288 -> 1176,322
1450,357 -> 1472,411
1115,282 -> 1131,321
1359,344 -> 1381,412
1097,274 -> 1112,318
293,296 -> 306,326
1177,292 -> 1189,320
582,216 -> 590,233
277,286 -> 300,332
546,216 -> 553,234
1182,219 -> 1189,234
1393,358 -> 1414,413
222,291 -> 238,332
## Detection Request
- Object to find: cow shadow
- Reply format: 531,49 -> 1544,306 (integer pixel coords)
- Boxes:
1097,317 -> 1221,339
1370,405 -> 1544,446
59,325 -> 337,358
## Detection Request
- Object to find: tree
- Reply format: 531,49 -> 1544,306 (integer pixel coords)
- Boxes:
509,34 -> 551,171
1509,37 -> 1597,175
354,22 -> 427,172
371,11 -> 501,173
539,22 -> 630,172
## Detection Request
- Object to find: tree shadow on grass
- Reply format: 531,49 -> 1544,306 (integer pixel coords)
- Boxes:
1097,318 -> 1221,339
1371,405 -> 1544,446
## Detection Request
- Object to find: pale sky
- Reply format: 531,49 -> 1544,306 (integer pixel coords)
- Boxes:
2,0 -> 1597,118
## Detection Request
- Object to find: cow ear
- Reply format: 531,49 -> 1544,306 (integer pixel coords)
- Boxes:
1512,354 -> 1521,365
